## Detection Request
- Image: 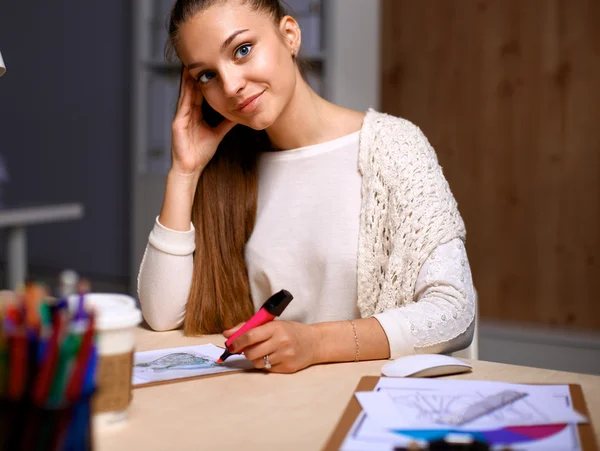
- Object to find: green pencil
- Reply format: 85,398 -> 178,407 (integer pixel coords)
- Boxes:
48,331 -> 80,407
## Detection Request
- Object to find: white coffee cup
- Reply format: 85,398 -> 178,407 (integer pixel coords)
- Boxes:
68,293 -> 142,428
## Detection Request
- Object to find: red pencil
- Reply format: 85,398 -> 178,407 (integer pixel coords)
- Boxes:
31,312 -> 65,406
7,333 -> 27,400
6,306 -> 27,401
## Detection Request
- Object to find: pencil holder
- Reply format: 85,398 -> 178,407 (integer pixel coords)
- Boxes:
0,286 -> 100,449
0,392 -> 94,451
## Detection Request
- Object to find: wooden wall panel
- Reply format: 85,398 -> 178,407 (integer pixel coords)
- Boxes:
381,0 -> 600,330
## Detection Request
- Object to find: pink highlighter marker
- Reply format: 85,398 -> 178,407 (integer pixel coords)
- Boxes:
216,289 -> 294,363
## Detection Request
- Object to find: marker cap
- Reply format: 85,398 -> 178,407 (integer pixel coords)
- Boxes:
261,290 -> 293,317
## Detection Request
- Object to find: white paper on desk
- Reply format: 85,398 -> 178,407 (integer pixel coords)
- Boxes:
355,378 -> 587,431
132,343 -> 253,386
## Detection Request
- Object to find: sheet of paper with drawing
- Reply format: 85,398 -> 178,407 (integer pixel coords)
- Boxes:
355,379 -> 587,431
341,378 -> 589,451
132,344 -> 253,386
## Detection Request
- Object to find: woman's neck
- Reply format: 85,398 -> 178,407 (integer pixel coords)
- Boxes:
266,72 -> 362,151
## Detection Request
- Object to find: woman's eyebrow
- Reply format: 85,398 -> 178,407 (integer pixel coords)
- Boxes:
187,29 -> 250,70
220,29 -> 249,52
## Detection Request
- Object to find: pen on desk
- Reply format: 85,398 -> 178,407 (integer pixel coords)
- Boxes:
216,289 -> 294,363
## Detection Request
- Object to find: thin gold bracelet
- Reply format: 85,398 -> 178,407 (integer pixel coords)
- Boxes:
349,319 -> 360,362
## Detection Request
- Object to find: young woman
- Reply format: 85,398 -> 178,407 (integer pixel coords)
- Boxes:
138,0 -> 476,373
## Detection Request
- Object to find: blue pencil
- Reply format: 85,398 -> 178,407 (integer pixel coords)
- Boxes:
82,344 -> 98,395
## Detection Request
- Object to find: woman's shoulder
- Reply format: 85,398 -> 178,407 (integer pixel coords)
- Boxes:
362,109 -> 425,143
360,109 -> 438,174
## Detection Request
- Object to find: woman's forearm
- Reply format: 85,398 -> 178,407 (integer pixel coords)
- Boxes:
137,240 -> 192,331
137,218 -> 196,331
159,170 -> 200,231
312,317 -> 391,363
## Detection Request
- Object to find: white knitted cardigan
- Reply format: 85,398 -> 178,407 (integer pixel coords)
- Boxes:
357,109 -> 467,317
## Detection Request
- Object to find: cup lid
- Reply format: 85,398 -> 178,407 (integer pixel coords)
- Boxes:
68,293 -> 142,330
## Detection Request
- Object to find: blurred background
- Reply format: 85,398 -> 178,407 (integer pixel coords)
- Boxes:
0,0 -> 598,373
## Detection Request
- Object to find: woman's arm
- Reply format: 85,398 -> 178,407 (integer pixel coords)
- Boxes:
312,317 -> 391,362
315,238 -> 476,362
137,217 -> 195,331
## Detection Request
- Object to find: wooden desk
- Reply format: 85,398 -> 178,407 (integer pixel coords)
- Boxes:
97,328 -> 600,451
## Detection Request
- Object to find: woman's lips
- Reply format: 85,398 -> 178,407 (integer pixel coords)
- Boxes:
235,91 -> 264,114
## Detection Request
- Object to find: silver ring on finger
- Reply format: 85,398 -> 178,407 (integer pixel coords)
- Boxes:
263,354 -> 271,370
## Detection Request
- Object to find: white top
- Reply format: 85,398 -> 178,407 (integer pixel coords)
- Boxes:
138,131 -> 475,358
246,131 -> 363,324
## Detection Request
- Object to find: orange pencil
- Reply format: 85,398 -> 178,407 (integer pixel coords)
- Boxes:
24,282 -> 42,331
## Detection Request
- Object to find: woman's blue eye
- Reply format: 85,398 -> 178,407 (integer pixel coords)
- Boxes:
195,44 -> 251,83
235,44 -> 252,59
197,72 -> 215,84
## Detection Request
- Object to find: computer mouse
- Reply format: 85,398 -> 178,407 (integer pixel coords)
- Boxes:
381,354 -> 473,378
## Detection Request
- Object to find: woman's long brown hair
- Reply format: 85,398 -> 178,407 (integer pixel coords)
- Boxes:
165,0 -> 287,334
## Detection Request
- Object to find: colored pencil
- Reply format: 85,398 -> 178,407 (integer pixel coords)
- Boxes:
65,313 -> 95,403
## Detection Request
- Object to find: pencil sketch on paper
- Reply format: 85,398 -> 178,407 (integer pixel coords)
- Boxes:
134,352 -> 216,373
132,343 -> 252,386
385,390 -> 551,426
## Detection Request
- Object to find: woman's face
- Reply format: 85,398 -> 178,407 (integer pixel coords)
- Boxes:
177,1 -> 299,130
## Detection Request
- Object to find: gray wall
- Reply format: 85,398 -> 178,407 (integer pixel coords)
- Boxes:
324,0 -> 380,112
0,2 -> 131,280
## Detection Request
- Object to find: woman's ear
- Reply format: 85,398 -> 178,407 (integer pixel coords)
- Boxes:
279,15 -> 301,56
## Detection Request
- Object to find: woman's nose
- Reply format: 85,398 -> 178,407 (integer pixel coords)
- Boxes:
220,67 -> 246,98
